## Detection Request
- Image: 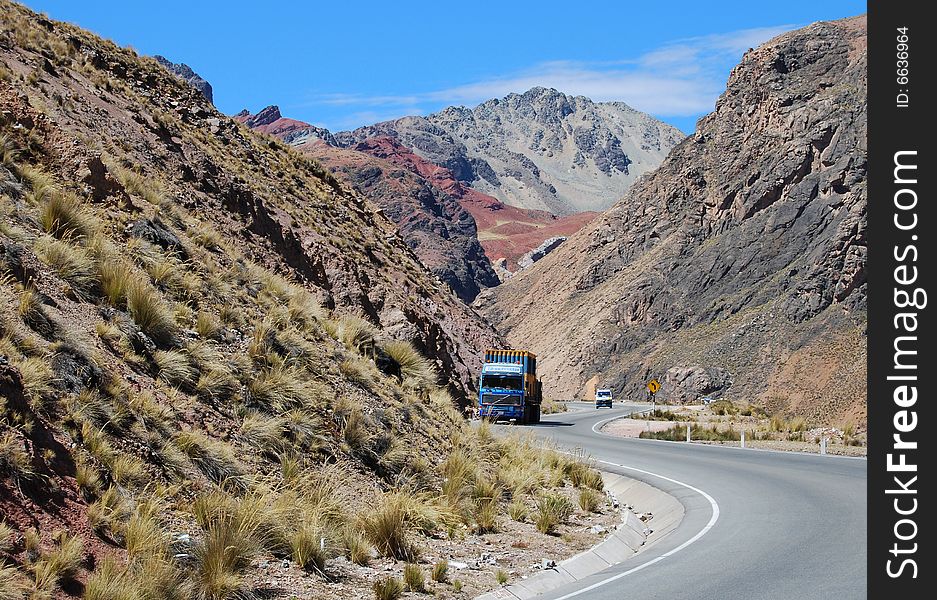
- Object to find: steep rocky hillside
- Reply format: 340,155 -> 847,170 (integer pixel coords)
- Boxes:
480,17 -> 867,426
294,135 -> 501,302
0,3 -> 613,599
336,87 -> 685,215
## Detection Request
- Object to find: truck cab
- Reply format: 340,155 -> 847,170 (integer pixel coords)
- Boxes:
595,388 -> 613,408
478,349 -> 541,424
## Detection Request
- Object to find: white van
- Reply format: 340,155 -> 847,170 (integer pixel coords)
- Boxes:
595,388 -> 613,408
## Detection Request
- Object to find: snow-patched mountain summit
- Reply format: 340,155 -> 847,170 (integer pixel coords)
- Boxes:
336,87 -> 685,215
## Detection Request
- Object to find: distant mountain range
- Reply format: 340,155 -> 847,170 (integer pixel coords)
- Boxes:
234,90 -> 679,300
338,87 -> 684,215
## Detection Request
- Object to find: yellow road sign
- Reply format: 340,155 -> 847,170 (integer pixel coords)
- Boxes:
647,379 -> 661,394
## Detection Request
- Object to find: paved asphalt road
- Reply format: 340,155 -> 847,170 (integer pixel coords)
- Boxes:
514,403 -> 867,599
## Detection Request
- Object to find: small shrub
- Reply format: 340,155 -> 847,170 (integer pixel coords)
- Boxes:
431,560 -> 448,583
372,576 -> 404,600
452,579 -> 463,593
495,569 -> 509,585
403,563 -> 425,592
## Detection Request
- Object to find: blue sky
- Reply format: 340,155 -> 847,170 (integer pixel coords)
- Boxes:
22,1 -> 865,133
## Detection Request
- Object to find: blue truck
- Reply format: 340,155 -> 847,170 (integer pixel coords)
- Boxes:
478,349 -> 542,424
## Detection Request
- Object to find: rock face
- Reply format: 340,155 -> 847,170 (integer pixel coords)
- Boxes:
336,87 -> 684,215
663,366 -> 732,403
153,55 -> 213,103
479,17 -> 867,425
302,136 -> 501,303
517,236 -> 566,270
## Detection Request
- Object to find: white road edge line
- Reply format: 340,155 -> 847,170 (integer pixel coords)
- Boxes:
551,460 -> 721,600
588,413 -> 867,461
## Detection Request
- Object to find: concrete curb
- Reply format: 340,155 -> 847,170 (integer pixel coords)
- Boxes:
475,472 -> 685,600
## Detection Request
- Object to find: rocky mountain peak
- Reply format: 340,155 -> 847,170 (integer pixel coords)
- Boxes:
336,88 -> 684,215
153,54 -> 213,103
240,104 -> 282,127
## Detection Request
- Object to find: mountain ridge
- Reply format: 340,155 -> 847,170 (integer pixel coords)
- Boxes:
334,86 -> 684,215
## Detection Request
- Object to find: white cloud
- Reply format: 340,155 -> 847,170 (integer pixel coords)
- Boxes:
303,23 -> 798,128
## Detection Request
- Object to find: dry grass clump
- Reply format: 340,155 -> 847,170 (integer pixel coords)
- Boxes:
0,564 -> 30,600
195,311 -> 222,340
402,563 -> 426,592
87,486 -> 132,541
237,412 -> 286,456
83,553 -> 185,600
39,192 -> 93,240
94,254 -> 136,307
578,488 -> 603,513
372,576 -> 405,600
0,429 -> 35,486
430,560 -> 449,583
246,365 -> 327,412
34,236 -> 95,296
380,340 -> 436,391
535,493 -> 574,535
360,492 -> 429,561
126,278 -> 178,347
190,509 -> 260,600
175,432 -> 243,487
29,531 -> 84,595
329,314 -> 377,354
18,285 -> 55,337
154,349 -> 197,390
195,368 -> 239,404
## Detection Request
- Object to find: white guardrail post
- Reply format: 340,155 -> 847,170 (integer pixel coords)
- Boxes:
741,429 -> 746,449
686,424 -> 691,443
820,437 -> 827,455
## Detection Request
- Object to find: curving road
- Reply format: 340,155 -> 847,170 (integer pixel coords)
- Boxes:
517,403 -> 866,600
